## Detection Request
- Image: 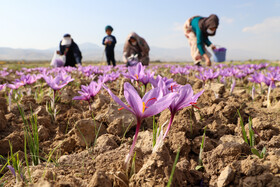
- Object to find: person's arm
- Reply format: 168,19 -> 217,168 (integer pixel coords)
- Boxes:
73,44 -> 82,64
195,27 -> 206,55
102,37 -> 106,45
204,37 -> 212,47
59,41 -> 64,55
123,52 -> 128,63
112,36 -> 117,45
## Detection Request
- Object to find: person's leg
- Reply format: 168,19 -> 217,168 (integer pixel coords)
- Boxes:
111,52 -> 116,67
106,53 -> 111,65
188,36 -> 202,65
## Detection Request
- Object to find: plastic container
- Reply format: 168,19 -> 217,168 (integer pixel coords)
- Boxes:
213,47 -> 227,62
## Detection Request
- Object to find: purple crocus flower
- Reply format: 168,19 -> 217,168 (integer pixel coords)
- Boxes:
104,82 -> 177,164
158,82 -> 204,142
16,74 -> 37,85
123,63 -> 145,82
264,72 -> 280,107
248,72 -> 265,93
230,78 -> 236,95
73,81 -> 102,110
43,74 -> 74,114
0,84 -> 6,91
7,81 -> 24,90
263,72 -> 280,89
7,165 -> 16,178
43,74 -> 74,91
196,69 -> 219,83
252,85 -> 255,100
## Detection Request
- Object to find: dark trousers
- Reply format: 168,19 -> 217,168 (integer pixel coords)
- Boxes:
106,51 -> 116,66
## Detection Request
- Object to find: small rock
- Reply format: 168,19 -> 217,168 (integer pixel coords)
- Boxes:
37,116 -> 52,129
107,118 -> 124,136
38,125 -> 49,141
74,119 -> 106,147
172,74 -> 188,85
209,83 -> 225,97
135,131 -> 153,155
93,94 -> 110,110
87,170 -> 112,187
60,88 -> 77,103
0,97 -> 8,114
233,89 -> 246,95
0,111 -> 7,130
94,134 -> 118,154
33,180 -> 53,187
217,165 -> 235,187
34,106 -> 49,117
112,171 -> 129,187
193,80 -> 203,89
220,134 -> 244,144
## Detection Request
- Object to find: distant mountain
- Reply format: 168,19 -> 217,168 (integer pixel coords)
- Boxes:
0,42 -> 275,62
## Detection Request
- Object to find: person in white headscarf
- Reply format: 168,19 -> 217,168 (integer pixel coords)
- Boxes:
59,34 -> 82,67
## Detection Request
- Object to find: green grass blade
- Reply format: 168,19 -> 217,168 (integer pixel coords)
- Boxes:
237,110 -> 248,144
167,148 -> 181,187
251,148 -> 261,158
129,152 -> 137,178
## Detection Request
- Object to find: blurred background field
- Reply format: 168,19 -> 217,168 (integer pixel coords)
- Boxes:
0,60 -> 279,70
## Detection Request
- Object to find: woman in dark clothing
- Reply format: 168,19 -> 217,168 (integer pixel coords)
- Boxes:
59,34 -> 82,67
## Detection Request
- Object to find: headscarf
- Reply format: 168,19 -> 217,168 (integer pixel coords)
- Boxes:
198,14 -> 219,36
105,25 -> 113,31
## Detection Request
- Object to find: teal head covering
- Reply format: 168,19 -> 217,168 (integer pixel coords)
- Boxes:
105,25 -> 113,31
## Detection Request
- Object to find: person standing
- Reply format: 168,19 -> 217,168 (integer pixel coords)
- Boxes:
102,25 -> 117,67
123,32 -> 150,66
184,14 -> 219,66
59,34 -> 82,67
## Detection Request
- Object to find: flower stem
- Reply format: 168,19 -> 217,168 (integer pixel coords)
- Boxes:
125,119 -> 141,164
162,113 -> 175,140
267,82 -> 272,108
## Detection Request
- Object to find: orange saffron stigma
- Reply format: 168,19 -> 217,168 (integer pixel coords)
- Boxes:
135,74 -> 139,80
118,105 -> 131,111
190,102 -> 200,109
142,102 -> 146,113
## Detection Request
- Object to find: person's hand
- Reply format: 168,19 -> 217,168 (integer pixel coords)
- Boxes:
107,41 -> 112,45
211,44 -> 216,50
203,54 -> 211,66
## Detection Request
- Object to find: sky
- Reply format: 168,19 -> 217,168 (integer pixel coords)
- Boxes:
0,0 -> 280,59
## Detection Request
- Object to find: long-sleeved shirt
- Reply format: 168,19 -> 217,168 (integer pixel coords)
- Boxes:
102,35 -> 116,53
59,40 -> 82,67
191,17 -> 212,55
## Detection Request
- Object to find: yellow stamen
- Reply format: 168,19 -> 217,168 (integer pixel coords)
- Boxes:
142,102 -> 146,113
135,74 -> 139,80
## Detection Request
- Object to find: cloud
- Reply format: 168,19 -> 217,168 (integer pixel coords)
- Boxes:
221,17 -> 234,24
242,17 -> 280,34
173,22 -> 184,32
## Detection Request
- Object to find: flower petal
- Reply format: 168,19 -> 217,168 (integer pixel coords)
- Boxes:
143,92 -> 177,118
124,82 -> 143,117
103,84 -> 134,114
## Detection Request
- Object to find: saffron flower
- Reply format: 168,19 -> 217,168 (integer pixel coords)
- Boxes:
0,84 -> 6,91
123,62 -> 145,82
73,81 -> 102,110
154,81 -> 203,150
104,82 -> 177,164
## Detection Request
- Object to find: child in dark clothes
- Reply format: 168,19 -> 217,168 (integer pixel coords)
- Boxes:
102,25 -> 117,66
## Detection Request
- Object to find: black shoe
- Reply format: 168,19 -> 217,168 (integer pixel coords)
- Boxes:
195,61 -> 202,66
